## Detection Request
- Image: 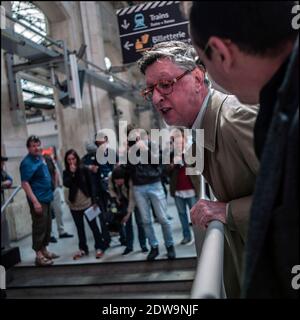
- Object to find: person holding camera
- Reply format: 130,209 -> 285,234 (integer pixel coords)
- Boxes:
125,125 -> 176,261
108,166 -> 148,255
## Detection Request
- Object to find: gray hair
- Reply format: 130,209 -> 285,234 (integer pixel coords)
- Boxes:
138,41 -> 198,74
138,41 -> 210,87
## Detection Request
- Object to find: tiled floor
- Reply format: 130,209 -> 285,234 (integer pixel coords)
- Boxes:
11,195 -> 197,266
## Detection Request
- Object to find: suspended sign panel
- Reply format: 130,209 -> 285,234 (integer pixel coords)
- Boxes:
116,1 -> 190,64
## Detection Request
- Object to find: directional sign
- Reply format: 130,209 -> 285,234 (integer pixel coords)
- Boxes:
124,40 -> 134,51
121,19 -> 130,30
116,1 -> 190,64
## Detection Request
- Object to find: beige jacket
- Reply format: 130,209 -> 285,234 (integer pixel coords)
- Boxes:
194,89 -> 259,297
195,89 -> 259,240
108,173 -> 135,214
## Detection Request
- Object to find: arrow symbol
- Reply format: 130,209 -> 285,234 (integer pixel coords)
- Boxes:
121,19 -> 130,30
124,41 -> 134,51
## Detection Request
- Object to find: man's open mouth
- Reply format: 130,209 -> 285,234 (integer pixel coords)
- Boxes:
160,107 -> 172,115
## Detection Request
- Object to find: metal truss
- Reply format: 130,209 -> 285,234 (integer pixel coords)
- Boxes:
2,11 -> 149,111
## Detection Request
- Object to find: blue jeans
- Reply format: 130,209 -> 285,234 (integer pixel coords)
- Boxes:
133,181 -> 174,248
174,196 -> 197,240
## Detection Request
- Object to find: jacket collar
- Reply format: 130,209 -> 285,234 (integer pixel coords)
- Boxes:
200,90 -> 227,152
192,89 -> 211,130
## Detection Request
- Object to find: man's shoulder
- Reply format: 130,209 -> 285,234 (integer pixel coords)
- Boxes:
213,91 -> 259,125
82,152 -> 96,163
20,154 -> 32,167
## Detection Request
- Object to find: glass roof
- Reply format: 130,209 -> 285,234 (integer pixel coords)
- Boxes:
12,1 -> 48,44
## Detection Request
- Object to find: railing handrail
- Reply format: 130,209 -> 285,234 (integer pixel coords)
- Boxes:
190,175 -> 226,299
1,185 -> 22,214
191,220 -> 225,298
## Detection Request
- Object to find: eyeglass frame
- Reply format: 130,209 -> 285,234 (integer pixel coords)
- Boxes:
195,41 -> 210,70
141,67 -> 196,101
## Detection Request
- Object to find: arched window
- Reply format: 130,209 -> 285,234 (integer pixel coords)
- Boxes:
11,1 -> 48,44
11,3 -> 55,117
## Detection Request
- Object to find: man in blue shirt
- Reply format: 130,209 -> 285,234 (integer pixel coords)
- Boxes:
20,135 -> 59,266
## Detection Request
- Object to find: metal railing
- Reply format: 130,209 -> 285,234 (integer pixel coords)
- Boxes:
1,185 -> 22,214
190,176 -> 226,299
191,220 -> 226,298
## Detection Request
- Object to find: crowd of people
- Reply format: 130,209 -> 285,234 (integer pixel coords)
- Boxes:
16,127 -> 197,267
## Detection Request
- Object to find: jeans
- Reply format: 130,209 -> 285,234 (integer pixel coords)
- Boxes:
123,207 -> 147,250
174,196 -> 196,240
133,181 -> 174,248
71,209 -> 107,252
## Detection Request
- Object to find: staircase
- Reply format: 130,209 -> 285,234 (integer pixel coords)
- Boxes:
6,257 -> 196,299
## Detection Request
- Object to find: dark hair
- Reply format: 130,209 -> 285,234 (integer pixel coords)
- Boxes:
112,166 -> 126,181
64,149 -> 81,172
189,1 -> 298,57
112,166 -> 129,191
26,135 -> 41,148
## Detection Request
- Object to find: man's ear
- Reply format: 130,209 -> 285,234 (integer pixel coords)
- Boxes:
193,68 -> 205,92
207,36 -> 234,73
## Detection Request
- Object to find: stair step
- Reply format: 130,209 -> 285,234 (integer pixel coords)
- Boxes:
6,257 -> 196,299
8,257 -> 196,286
7,281 -> 192,299
8,269 -> 195,288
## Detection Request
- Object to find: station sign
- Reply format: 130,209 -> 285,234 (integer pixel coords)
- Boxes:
116,1 -> 190,64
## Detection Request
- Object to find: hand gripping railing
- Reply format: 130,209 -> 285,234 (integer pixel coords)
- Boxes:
190,176 -> 226,299
1,185 -> 22,214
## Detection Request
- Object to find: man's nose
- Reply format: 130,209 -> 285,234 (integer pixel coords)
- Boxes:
152,88 -> 164,106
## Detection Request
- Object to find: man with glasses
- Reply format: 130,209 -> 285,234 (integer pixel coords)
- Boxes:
20,135 -> 59,266
138,41 -> 259,297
